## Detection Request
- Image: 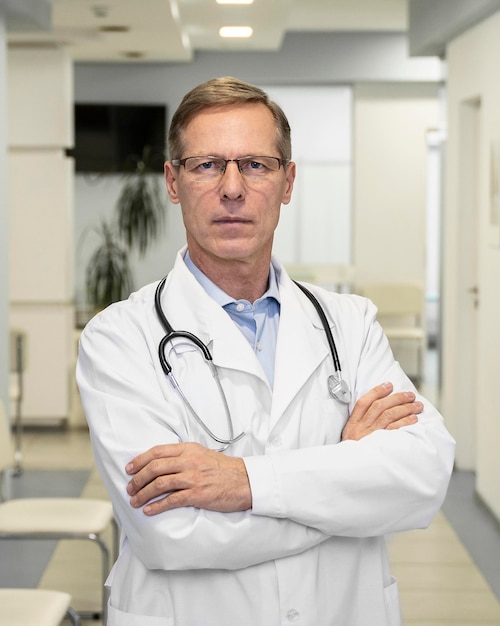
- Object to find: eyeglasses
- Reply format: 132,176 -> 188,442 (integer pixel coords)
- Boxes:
171,155 -> 288,182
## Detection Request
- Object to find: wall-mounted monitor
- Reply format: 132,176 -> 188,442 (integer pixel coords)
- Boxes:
73,103 -> 167,174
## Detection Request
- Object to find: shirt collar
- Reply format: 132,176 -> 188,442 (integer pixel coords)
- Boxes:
183,250 -> 281,307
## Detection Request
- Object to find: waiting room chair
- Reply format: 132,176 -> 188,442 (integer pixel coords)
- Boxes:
285,263 -> 356,293
360,282 -> 427,386
0,588 -> 81,626
0,401 -> 118,622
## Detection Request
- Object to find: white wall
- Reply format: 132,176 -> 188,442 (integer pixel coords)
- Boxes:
266,85 -> 352,266
0,15 -> 8,411
353,82 -> 441,284
352,82 -> 441,376
8,48 -> 75,423
443,10 -> 500,520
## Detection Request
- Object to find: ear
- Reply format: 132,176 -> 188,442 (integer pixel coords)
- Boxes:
164,161 -> 181,205
281,161 -> 296,205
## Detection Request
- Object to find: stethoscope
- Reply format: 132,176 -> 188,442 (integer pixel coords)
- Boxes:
154,276 -> 351,451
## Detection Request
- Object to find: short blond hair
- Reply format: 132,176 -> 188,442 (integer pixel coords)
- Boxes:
168,76 -> 292,161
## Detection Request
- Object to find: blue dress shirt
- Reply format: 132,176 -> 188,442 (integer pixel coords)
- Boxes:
183,251 -> 280,387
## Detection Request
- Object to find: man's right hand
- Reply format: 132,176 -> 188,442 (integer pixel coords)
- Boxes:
341,382 -> 423,441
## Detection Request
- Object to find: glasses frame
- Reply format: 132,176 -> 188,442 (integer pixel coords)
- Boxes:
171,155 -> 289,178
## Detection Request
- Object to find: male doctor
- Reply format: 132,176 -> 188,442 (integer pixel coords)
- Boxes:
77,76 -> 455,625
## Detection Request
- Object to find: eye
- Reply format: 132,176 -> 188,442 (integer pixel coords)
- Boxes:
199,159 -> 219,171
185,157 -> 224,173
240,158 -> 267,173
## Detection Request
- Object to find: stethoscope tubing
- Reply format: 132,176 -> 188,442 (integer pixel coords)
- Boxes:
154,273 -> 349,449
293,280 -> 342,372
155,276 -> 244,448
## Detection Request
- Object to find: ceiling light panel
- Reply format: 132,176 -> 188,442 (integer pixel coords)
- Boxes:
219,26 -> 253,37
178,0 -> 290,51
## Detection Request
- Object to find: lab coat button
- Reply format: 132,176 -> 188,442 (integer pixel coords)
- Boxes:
270,436 -> 282,447
286,608 -> 300,622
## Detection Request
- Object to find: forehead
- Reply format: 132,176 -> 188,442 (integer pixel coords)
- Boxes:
181,103 -> 279,154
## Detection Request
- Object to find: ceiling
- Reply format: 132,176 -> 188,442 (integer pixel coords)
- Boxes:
7,0 -> 407,63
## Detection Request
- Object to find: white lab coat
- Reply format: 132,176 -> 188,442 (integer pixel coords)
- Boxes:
77,249 -> 455,626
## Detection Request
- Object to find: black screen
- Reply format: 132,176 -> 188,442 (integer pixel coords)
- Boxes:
74,104 -> 167,173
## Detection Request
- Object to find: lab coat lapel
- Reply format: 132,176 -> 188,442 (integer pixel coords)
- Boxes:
209,311 -> 267,381
270,273 -> 330,424
162,251 -> 268,383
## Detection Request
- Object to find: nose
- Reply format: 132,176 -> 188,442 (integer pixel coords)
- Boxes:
219,160 -> 245,200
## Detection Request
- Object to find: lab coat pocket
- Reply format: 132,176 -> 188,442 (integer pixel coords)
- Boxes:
107,603 -> 173,626
383,577 -> 402,626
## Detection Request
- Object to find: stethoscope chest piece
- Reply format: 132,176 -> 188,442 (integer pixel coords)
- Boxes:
328,372 -> 351,404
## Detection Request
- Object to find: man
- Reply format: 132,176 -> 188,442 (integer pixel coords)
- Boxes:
77,76 -> 455,625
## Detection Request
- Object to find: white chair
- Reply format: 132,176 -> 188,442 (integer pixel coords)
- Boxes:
285,263 -> 356,293
0,588 -> 81,626
360,282 -> 427,385
0,401 -> 117,621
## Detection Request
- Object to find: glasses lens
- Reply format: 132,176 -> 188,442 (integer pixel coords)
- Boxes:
182,156 -> 282,182
184,157 -> 224,178
239,157 -> 281,176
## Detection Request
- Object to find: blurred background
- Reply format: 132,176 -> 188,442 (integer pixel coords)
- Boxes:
1,1 -> 500,624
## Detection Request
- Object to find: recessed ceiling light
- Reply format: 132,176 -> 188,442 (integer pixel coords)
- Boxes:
217,0 -> 254,4
219,26 -> 253,38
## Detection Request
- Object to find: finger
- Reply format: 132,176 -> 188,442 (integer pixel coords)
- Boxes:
348,382 -> 394,424
364,392 -> 419,424
129,472 -> 180,508
143,494 -> 175,516
351,389 -> 417,431
132,469 -> 215,513
386,414 -> 420,430
374,400 -> 423,430
127,456 -> 183,496
143,489 -> 191,516
342,393 -> 422,441
129,458 -> 199,506
126,443 -> 184,475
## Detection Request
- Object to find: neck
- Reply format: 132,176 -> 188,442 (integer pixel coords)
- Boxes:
187,249 -> 271,302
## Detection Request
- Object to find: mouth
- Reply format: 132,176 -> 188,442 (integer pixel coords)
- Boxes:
213,217 -> 252,224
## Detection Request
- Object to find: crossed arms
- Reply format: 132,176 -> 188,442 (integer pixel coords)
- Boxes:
126,382 -> 422,515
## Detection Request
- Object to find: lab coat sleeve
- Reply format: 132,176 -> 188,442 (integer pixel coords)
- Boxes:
76,303 -> 330,572
245,296 -> 456,537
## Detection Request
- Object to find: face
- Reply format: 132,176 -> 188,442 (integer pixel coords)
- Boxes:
164,103 -> 296,270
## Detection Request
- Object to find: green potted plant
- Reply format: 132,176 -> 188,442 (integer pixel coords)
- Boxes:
85,220 -> 134,311
84,145 -> 167,313
116,146 -> 166,256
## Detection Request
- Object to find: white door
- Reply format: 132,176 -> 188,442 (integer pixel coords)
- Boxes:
444,97 -> 481,469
